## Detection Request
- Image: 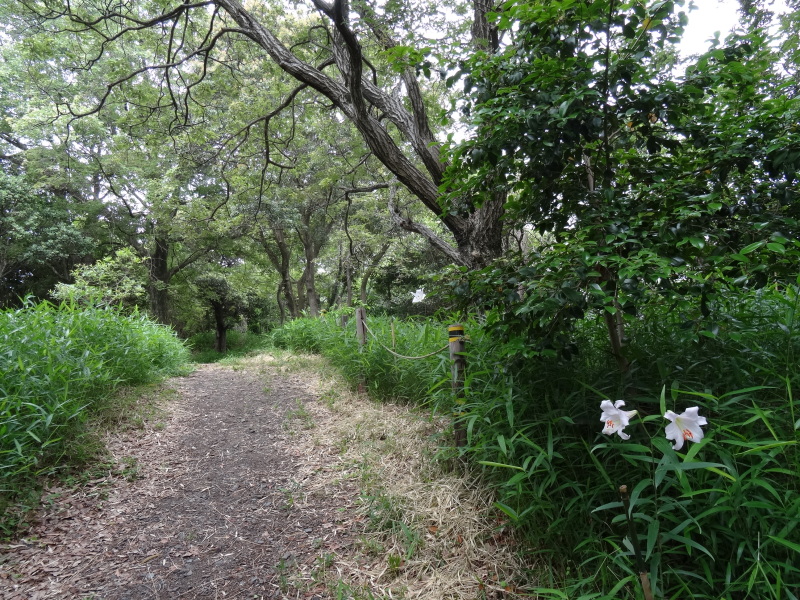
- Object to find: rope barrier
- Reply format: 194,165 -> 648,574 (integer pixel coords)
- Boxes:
363,322 -> 450,360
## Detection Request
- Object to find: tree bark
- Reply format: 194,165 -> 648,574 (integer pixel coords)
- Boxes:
603,307 -> 629,373
211,299 -> 227,352
327,241 -> 344,309
296,269 -> 308,313
147,235 -> 171,325
276,282 -> 286,325
304,262 -> 320,317
360,241 -> 391,304
345,259 -> 353,307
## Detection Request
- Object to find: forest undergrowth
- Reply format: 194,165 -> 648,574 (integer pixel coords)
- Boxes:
233,351 -> 530,599
272,288 -> 800,600
0,301 -> 190,534
3,291 -> 798,598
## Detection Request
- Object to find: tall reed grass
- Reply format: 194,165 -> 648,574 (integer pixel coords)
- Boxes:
0,300 -> 189,517
271,312 -> 450,404
270,288 -> 800,599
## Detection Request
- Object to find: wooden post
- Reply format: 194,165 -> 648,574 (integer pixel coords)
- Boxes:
356,307 -> 367,393
356,307 -> 366,349
449,323 -> 467,448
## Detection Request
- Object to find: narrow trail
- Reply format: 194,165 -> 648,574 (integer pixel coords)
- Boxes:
1,362 -> 357,599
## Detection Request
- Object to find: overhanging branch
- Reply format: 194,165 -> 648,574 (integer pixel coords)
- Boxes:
388,196 -> 465,266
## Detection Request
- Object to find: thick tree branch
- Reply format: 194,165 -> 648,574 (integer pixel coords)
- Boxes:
167,245 -> 216,279
472,0 -> 500,51
0,132 -> 29,152
389,199 -> 466,266
215,0 -> 449,221
356,4 -> 444,182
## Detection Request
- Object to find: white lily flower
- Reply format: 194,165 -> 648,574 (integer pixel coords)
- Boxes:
600,399 -> 638,440
664,406 -> 708,451
411,288 -> 426,303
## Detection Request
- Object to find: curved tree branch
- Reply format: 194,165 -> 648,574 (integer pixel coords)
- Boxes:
388,195 -> 466,266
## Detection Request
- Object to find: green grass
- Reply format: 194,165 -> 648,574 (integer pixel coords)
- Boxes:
269,290 -> 800,599
187,330 -> 272,363
1,379 -> 183,537
271,313 -> 450,404
0,300 -> 189,533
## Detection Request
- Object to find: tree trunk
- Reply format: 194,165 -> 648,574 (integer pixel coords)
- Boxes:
147,236 -> 171,325
345,260 -> 353,307
212,300 -> 227,353
296,269 -> 308,314
596,264 -> 629,373
276,282 -> 286,325
305,267 -> 320,317
303,243 -> 321,317
328,242 -> 344,309
282,278 -> 298,319
295,206 -> 333,318
603,307 -> 629,373
259,227 -> 299,318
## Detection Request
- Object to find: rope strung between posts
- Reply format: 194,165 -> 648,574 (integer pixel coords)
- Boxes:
362,322 -> 450,360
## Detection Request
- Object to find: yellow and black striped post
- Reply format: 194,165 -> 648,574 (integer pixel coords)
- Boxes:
449,323 -> 466,448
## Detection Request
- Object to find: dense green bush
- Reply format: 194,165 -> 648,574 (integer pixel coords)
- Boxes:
0,300 -> 189,506
270,288 -> 800,599
271,310 -> 450,404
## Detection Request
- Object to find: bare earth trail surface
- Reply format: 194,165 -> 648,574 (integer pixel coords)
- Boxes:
1,362 -> 358,599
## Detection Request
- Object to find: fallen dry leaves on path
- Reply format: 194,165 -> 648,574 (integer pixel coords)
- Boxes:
1,361 -> 359,599
2,354 -> 531,600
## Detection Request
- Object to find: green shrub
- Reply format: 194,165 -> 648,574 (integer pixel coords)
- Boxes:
270,287 -> 800,599
271,311 -> 450,404
0,300 -> 188,513
456,287 -> 800,599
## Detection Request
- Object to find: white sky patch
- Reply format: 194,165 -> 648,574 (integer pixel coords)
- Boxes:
680,1 -> 741,56
680,0 -> 792,56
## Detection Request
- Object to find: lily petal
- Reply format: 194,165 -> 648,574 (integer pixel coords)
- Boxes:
664,407 -> 708,451
664,420 -> 686,450
600,400 -> 637,440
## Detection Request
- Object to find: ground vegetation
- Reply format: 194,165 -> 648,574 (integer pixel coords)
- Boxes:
1,0 -> 799,596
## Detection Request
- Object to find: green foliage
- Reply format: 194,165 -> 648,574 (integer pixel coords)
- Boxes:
271,285 -> 800,598
194,272 -> 248,325
445,0 -> 800,371
188,330 -> 272,363
271,311 -> 449,404
51,248 -> 148,309
0,300 -> 188,519
0,173 -> 94,306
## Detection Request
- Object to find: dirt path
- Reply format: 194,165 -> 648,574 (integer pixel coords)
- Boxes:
1,362 -> 358,599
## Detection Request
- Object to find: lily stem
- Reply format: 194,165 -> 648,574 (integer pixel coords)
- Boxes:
620,484 -> 655,600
